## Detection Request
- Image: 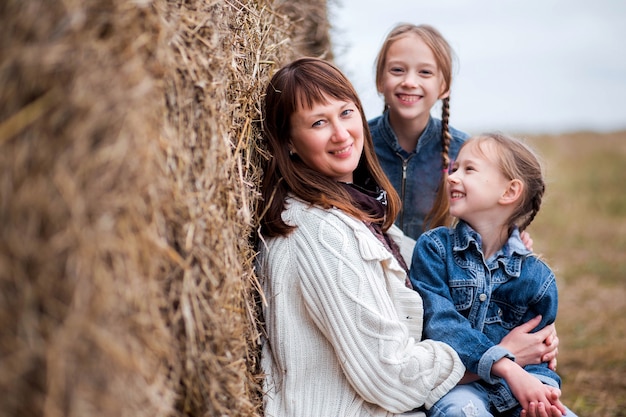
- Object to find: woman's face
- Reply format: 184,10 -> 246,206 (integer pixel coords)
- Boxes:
289,94 -> 364,183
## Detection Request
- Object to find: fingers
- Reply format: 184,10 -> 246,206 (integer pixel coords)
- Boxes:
549,404 -> 564,417
542,345 -> 559,364
526,401 -> 547,417
520,231 -> 534,251
532,319 -> 554,341
542,323 -> 559,347
550,389 -> 567,415
547,356 -> 557,371
518,315 -> 543,334
543,344 -> 558,365
524,401 -> 564,417
543,323 -> 556,345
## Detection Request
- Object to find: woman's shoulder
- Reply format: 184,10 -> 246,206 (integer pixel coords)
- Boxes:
284,198 -> 399,262
283,197 -> 364,234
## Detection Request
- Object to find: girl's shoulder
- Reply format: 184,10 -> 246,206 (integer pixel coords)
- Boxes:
449,124 -> 470,141
421,225 -> 453,240
426,117 -> 469,144
522,252 -> 555,277
416,226 -> 454,253
432,117 -> 470,141
367,114 -> 383,128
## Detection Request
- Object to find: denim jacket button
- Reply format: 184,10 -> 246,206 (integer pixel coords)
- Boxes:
479,293 -> 487,302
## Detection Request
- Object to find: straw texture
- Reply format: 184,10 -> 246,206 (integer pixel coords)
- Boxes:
0,0 -> 332,416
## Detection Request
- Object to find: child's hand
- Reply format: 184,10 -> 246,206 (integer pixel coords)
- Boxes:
521,389 -> 567,417
509,373 -> 566,417
521,400 -> 564,417
493,358 -> 566,416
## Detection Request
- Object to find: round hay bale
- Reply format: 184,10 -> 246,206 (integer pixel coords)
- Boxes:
0,0 -> 333,416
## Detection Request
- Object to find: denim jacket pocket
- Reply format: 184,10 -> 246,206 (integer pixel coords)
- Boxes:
485,300 -> 527,330
449,280 -> 475,311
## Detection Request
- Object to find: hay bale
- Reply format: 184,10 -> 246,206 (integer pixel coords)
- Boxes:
1,1 -> 176,416
274,0 -> 334,59
0,0 -> 333,416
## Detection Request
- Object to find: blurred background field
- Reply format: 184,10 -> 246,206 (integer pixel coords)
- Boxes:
524,130 -> 626,416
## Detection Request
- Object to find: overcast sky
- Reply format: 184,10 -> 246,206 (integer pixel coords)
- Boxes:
328,0 -> 626,134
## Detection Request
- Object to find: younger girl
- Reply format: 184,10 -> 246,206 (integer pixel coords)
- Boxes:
369,23 -> 469,239
410,133 -> 577,417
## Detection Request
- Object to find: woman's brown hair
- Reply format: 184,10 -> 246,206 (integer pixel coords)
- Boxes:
374,23 -> 456,229
260,57 -> 401,237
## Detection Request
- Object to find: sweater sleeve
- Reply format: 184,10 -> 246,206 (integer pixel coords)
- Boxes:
292,208 -> 464,413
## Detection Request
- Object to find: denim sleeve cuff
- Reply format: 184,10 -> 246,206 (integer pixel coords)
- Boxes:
534,374 -> 560,388
478,345 -> 515,384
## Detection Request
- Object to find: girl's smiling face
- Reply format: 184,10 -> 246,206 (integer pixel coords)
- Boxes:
447,140 -> 512,224
289,94 -> 364,183
379,33 -> 449,127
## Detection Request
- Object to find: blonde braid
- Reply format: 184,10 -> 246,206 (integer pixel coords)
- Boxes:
519,181 -> 545,232
424,97 -> 453,229
441,97 -> 452,171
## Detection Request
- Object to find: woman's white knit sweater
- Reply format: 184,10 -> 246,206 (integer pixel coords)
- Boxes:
258,198 -> 465,417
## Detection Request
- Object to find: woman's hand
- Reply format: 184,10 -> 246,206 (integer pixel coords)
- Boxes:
499,315 -> 559,370
521,230 -> 534,251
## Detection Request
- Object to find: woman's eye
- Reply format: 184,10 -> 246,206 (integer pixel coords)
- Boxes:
312,120 -> 324,128
341,108 -> 354,117
390,67 -> 404,74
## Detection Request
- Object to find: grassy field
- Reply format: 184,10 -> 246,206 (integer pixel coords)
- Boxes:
522,130 -> 626,416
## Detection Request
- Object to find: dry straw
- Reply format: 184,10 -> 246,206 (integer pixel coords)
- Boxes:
1,0 -> 332,416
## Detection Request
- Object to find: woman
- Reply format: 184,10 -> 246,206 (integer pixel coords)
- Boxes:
257,57 -> 558,417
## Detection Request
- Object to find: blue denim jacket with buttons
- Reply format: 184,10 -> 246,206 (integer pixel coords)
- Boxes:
369,112 -> 469,240
409,221 -> 561,412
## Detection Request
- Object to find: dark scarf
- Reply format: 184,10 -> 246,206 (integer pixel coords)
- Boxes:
340,181 -> 412,288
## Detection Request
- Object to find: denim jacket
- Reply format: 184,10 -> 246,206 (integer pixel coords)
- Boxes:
368,112 -> 469,240
409,221 -> 561,412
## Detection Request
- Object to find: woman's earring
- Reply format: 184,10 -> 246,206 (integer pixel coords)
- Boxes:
289,149 -> 294,156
